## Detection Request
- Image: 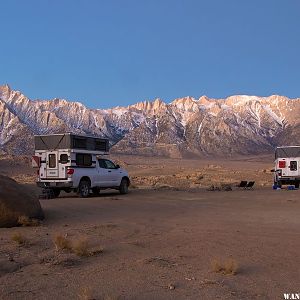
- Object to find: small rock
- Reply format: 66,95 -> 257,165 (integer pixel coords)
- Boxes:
168,284 -> 175,290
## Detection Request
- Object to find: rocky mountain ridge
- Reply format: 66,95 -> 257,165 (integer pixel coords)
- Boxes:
1,84 -> 300,157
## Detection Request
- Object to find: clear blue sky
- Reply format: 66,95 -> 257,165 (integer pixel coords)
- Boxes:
1,0 -> 300,108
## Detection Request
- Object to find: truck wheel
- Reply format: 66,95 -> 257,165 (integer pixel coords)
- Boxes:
52,189 -> 60,198
119,178 -> 129,195
277,181 -> 282,188
92,187 -> 101,196
78,180 -> 90,198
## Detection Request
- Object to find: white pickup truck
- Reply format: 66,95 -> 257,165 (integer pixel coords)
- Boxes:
32,133 -> 130,197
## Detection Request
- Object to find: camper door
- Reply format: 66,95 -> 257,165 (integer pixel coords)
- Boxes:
58,151 -> 69,179
46,151 -> 59,178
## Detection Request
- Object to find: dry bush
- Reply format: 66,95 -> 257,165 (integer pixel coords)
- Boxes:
18,215 -> 40,227
72,238 -> 89,257
53,234 -> 103,257
53,234 -> 72,251
11,232 -> 26,245
78,287 -> 94,300
211,258 -> 223,273
211,258 -> 238,275
72,238 -> 104,257
223,258 -> 238,275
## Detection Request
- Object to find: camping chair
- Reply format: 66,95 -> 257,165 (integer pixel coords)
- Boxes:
236,181 -> 248,188
244,181 -> 255,190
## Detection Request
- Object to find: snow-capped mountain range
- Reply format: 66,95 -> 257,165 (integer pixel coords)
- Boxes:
1,84 -> 300,157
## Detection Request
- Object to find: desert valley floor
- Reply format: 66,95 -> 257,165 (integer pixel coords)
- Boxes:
0,155 -> 299,299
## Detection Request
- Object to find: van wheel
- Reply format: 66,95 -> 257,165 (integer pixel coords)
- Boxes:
92,187 -> 101,196
52,189 -> 60,198
119,178 -> 129,195
78,180 -> 90,198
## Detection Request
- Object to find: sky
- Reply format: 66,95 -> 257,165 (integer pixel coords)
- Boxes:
1,0 -> 300,108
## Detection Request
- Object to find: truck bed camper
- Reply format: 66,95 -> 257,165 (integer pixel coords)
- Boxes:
32,133 -> 130,197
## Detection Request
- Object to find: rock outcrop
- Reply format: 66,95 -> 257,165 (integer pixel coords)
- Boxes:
0,175 -> 44,227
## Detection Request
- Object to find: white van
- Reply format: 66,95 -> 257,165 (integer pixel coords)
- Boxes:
32,133 -> 130,197
274,146 -> 300,188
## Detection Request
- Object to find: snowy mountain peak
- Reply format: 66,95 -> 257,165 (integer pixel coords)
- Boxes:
131,98 -> 166,112
1,85 -> 300,157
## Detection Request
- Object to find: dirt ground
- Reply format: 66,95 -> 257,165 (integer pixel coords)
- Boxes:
0,154 -> 299,299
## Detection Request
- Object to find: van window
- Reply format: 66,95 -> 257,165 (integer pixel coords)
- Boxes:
48,154 -> 56,168
60,154 -> 69,164
76,154 -> 92,166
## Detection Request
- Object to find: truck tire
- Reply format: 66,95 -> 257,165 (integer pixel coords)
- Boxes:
78,180 -> 90,198
52,189 -> 60,198
276,181 -> 282,188
119,178 -> 129,195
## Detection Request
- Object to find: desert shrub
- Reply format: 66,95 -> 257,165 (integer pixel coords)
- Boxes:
53,234 -> 72,251
78,287 -> 93,300
11,232 -> 26,245
18,215 -> 40,227
223,258 -> 238,275
211,258 -> 238,275
72,238 -> 89,257
53,234 -> 103,257
211,258 -> 223,273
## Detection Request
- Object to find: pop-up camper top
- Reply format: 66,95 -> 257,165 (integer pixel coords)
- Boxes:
34,133 -> 109,153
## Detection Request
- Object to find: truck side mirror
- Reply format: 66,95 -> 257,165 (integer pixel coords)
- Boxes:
116,164 -> 120,169
270,169 -> 275,172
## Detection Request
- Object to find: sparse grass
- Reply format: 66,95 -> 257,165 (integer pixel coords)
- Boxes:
223,258 -> 238,275
211,258 -> 223,273
72,238 -> 89,257
53,234 -> 103,257
18,215 -> 40,227
11,232 -> 27,245
78,287 -> 94,300
211,258 -> 239,275
53,234 -> 72,251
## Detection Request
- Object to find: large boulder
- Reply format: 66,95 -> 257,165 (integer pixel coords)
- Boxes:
0,175 -> 44,227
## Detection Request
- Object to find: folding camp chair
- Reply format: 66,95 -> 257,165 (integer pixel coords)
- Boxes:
244,181 -> 255,190
236,181 -> 248,188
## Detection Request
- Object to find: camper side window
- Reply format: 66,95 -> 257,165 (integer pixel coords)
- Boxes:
76,154 -> 92,166
95,139 -> 107,151
60,154 -> 69,164
73,138 -> 87,149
